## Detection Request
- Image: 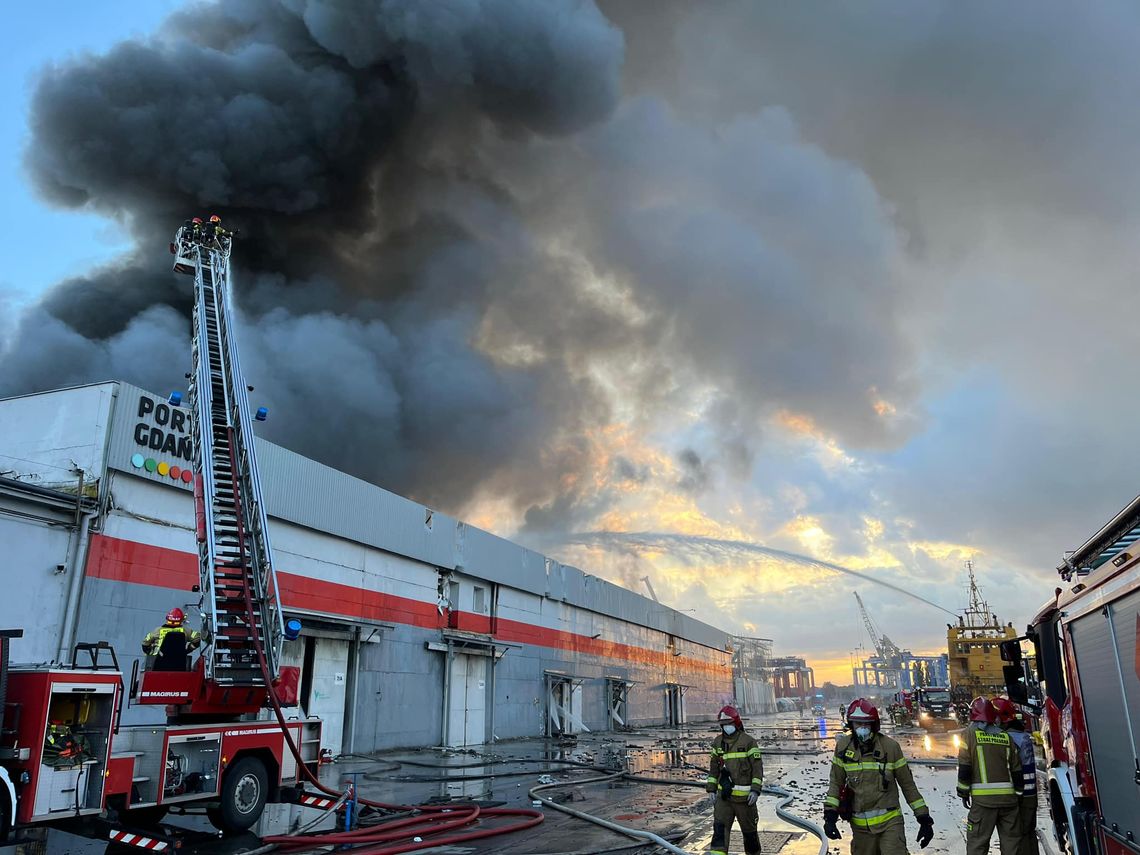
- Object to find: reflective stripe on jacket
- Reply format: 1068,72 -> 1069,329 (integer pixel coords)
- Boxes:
142,624 -> 202,654
1007,729 -> 1037,796
957,725 -> 1021,807
825,732 -> 928,833
707,730 -> 763,802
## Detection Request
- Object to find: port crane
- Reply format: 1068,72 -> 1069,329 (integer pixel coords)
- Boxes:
853,590 -> 902,664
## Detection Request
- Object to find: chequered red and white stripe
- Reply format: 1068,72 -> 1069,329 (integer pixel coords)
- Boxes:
108,829 -> 169,850
299,793 -> 338,809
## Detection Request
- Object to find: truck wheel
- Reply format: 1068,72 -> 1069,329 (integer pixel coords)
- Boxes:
212,757 -> 268,833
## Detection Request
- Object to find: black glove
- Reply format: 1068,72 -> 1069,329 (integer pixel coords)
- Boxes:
916,815 -> 934,849
959,792 -> 971,809
823,808 -> 842,840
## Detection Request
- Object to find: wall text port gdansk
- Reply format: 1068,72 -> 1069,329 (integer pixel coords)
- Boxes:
133,395 -> 192,461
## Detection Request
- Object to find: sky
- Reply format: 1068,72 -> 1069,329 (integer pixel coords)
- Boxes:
3,1 -> 1138,685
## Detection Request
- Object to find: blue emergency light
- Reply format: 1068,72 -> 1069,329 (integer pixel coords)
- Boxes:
284,619 -> 302,641
169,391 -> 183,406
255,407 -> 269,421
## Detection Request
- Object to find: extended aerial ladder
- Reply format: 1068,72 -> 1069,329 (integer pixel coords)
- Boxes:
184,232 -> 284,686
135,227 -> 292,716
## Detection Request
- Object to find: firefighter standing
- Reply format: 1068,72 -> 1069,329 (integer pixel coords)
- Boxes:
958,697 -> 1023,855
824,698 -> 934,855
208,214 -> 232,242
142,607 -> 202,671
706,705 -> 763,855
992,697 -> 1038,855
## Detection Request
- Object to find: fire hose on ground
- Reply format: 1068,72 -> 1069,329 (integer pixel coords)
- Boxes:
233,573 -> 544,854
528,772 -> 828,855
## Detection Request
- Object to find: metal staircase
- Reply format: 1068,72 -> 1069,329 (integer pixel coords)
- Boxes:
176,231 -> 284,686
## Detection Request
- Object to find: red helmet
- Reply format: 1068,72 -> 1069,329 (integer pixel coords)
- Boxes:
969,696 -> 995,724
717,705 -> 743,730
846,698 -> 880,731
209,214 -> 221,223
191,217 -> 203,224
165,607 -> 185,626
990,697 -> 1017,726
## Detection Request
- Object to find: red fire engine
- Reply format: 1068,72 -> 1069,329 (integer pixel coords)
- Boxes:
0,226 -> 327,848
1007,494 -> 1140,855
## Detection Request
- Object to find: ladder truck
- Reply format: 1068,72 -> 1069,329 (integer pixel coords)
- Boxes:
1005,493 -> 1140,855
0,225 -> 324,849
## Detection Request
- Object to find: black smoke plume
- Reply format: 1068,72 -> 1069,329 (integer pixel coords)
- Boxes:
3,0 -> 917,528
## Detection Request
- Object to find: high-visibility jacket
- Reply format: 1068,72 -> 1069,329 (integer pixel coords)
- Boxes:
957,724 -> 1022,807
142,624 -> 202,655
706,730 -> 764,802
1007,728 -> 1036,800
825,732 -> 929,833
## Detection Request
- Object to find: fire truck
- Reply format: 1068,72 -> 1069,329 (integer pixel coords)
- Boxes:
0,225 -> 325,847
1006,494 -> 1140,855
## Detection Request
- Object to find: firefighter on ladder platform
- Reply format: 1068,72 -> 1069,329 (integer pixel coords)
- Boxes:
824,699 -> 934,855
991,697 -> 1038,855
141,607 -> 202,672
957,697 -> 1024,855
706,705 -> 763,855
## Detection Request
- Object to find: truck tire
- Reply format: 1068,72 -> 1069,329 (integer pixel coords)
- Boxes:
212,757 -> 268,833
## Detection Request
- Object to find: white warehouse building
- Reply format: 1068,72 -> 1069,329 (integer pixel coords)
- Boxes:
0,382 -> 735,755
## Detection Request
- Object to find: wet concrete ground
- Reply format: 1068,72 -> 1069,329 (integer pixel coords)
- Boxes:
15,711 -> 1056,854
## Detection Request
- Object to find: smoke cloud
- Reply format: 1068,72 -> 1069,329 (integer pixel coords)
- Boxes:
2,0 -> 915,524
13,2 -> 1128,674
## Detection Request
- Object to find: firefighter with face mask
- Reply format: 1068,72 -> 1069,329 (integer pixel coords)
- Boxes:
824,699 -> 933,855
958,697 -> 1023,855
706,705 -> 763,855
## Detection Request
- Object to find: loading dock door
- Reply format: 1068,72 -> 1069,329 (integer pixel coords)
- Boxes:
308,638 -> 350,757
606,679 -> 630,729
446,653 -> 486,747
546,675 -> 588,736
279,635 -> 349,757
666,684 -> 686,726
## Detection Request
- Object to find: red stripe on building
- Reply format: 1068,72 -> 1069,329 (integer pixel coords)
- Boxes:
85,534 -> 726,675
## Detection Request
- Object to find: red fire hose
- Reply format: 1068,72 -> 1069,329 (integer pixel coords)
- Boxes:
230,533 -> 543,853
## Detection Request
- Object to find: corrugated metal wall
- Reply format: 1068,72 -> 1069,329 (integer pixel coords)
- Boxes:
4,383 -> 739,751
104,383 -> 729,652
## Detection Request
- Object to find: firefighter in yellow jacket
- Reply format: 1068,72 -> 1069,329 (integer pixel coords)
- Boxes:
142,607 -> 202,671
957,697 -> 1023,855
824,699 -> 934,855
706,705 -> 763,855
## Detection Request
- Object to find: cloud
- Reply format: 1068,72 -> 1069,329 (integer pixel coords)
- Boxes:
7,0 -> 1132,679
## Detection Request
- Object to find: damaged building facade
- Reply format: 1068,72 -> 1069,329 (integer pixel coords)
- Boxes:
0,382 -> 734,755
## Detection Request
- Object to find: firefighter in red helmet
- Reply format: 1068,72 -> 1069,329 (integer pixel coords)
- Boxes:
142,607 -> 202,672
706,705 -> 763,855
990,697 -> 1038,855
824,698 -> 933,855
958,697 -> 1023,855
